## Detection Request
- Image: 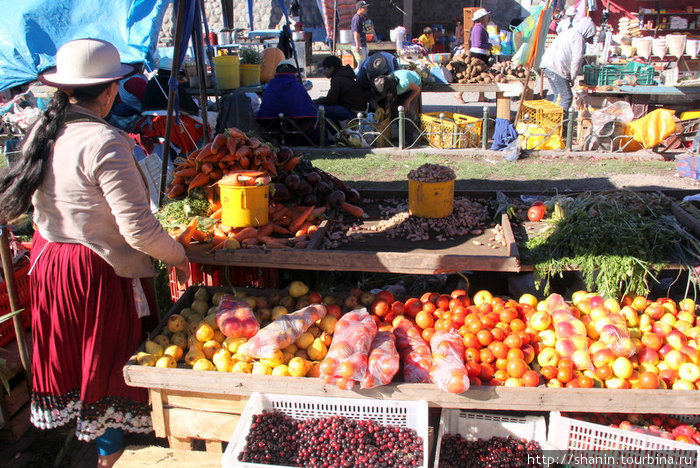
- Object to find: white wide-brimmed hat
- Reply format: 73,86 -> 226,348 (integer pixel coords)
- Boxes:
39,38 -> 136,87
277,58 -> 297,68
473,9 -> 491,21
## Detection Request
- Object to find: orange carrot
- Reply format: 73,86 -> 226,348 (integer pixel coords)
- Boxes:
241,237 -> 260,247
176,217 -> 198,247
195,144 -> 213,162
288,205 -> 315,233
258,236 -> 288,248
201,162 -> 214,174
174,167 -> 197,178
277,216 -> 292,227
341,202 -> 364,218
233,226 -> 258,242
167,184 -> 186,199
256,223 -> 274,238
188,173 -> 210,193
306,224 -> 319,237
270,223 -> 291,235
211,134 -> 227,152
295,221 -> 313,238
235,146 -> 252,160
191,229 -> 208,242
271,206 -> 290,221
210,208 -> 223,220
310,206 -> 327,218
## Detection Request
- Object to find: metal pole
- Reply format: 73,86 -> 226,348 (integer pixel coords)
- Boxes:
566,107 -> 574,151
319,106 -> 326,147
158,0 -> 188,207
398,106 -> 405,149
193,2 -> 211,143
481,106 -> 489,149
0,227 -> 31,381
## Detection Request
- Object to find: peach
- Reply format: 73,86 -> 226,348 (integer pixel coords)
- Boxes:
664,350 -> 687,371
612,356 -> 633,379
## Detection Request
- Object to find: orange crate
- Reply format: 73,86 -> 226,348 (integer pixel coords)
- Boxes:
0,261 -> 32,347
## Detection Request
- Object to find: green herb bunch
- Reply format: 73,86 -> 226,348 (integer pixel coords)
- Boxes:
239,46 -> 263,65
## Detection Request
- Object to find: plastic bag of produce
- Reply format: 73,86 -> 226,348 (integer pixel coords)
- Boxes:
590,303 -> 634,357
240,303 -> 326,358
215,294 -> 260,339
361,331 -> 400,389
429,330 -> 470,394
394,318 -> 433,383
548,294 -> 593,370
320,308 -> 377,390
627,108 -> 677,149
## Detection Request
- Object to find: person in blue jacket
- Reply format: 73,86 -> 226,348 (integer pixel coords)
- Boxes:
258,59 -> 318,144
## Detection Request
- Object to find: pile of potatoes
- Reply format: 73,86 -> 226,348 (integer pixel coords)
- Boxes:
446,55 -> 530,84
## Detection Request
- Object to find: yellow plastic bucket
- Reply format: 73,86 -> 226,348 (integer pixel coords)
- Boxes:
213,55 -> 240,90
240,64 -> 261,86
219,179 -> 269,227
408,179 -> 454,218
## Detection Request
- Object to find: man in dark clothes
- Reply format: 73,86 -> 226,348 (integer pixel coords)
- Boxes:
141,61 -> 199,116
314,55 -> 367,125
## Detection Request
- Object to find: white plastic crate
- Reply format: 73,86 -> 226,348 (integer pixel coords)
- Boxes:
548,412 -> 700,468
434,410 -> 548,468
222,392 -> 430,468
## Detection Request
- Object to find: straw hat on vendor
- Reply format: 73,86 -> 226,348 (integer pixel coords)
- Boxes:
0,37 -> 190,468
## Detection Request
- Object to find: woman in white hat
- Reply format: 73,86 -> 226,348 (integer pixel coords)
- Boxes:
456,9 -> 492,104
0,38 -> 190,467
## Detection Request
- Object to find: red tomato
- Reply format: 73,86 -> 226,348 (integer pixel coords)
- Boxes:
527,203 -> 546,222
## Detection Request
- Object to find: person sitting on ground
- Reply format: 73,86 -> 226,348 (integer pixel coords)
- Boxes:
314,55 -> 367,126
356,52 -> 400,109
417,27 -> 435,53
258,59 -> 319,144
541,16 -> 597,113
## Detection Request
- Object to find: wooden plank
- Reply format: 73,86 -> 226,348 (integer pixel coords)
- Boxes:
114,446 -> 223,468
168,436 -> 193,451
500,212 -> 519,259
150,389 -> 167,438
165,407 -> 239,442
124,366 -> 700,414
162,391 -> 246,414
205,440 -> 223,453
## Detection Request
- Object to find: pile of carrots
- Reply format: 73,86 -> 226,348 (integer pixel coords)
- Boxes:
172,202 -> 328,251
167,127 -> 299,199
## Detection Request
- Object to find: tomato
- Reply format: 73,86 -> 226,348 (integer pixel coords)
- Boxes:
527,203 -> 546,222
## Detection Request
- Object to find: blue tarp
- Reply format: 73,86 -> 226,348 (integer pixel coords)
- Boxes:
0,0 -> 169,91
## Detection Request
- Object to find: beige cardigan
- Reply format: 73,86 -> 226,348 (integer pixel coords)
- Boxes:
31,105 -> 185,278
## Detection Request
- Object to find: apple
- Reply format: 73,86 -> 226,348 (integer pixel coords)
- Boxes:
571,290 -> 588,306
599,324 -> 621,344
589,306 -> 609,323
672,379 -> 696,390
660,313 -> 677,326
605,377 -> 631,389
592,348 -> 616,367
620,306 -> 639,327
639,314 -> 653,333
604,298 -> 621,314
629,338 -> 644,355
555,321 -> 576,338
652,321 -> 672,337
628,327 -> 641,339
619,420 -> 634,431
612,356 -> 633,379
677,311 -> 695,323
644,302 -> 665,320
679,298 -> 696,313
674,320 -> 693,333
666,330 -> 688,350
521,344 -> 536,364
664,350 -> 687,371
588,340 -> 607,355
556,338 -> 576,358
687,327 -> 700,340
218,317 -> 242,338
681,345 -> 699,364
472,290 -> 493,307
571,320 -> 587,336
637,347 -> 660,365
660,299 -> 678,316
641,332 -> 663,351
546,379 -> 564,388
572,349 -> 592,370
570,335 -> 589,351
529,311 -> 552,331
589,295 -> 605,308
504,377 -> 524,387
659,368 -> 679,386
538,329 -> 557,347
639,362 -> 659,374
678,362 -> 700,383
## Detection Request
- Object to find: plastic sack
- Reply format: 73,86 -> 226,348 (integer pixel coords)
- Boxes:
516,122 -> 564,150
361,331 -> 400,389
394,318 -> 433,383
320,309 -> 377,390
548,294 -> 593,370
215,294 -> 260,340
240,303 -> 326,359
586,299 -> 634,357
503,137 -> 521,162
627,108 -> 677,148
429,330 -> 470,394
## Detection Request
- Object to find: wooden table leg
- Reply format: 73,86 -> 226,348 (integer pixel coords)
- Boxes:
168,436 -> 193,450
496,91 -> 511,120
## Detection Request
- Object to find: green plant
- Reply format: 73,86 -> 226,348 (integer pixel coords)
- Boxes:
239,46 -> 263,65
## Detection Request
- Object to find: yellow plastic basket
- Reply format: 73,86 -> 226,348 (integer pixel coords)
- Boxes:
521,100 -> 564,136
420,112 -> 482,149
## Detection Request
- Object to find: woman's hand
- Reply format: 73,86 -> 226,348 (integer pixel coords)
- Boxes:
174,259 -> 190,284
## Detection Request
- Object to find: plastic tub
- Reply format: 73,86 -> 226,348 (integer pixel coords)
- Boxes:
408,179 -> 454,218
213,55 -> 240,89
240,63 -> 261,86
219,172 -> 269,227
339,29 -> 353,44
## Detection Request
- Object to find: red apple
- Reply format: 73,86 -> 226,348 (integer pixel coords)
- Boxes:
645,302 -> 665,320
652,321 -> 672,337
641,332 -> 663,351
666,330 -> 688,350
659,369 -> 679,386
638,347 -> 660,365
592,348 -> 616,367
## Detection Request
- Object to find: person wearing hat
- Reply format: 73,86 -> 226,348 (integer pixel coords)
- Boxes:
0,38 -> 190,467
355,51 -> 400,109
314,55 -> 367,126
257,59 -> 319,144
352,1 -> 371,64
556,7 -> 578,33
541,16 -> 597,112
455,8 -> 492,104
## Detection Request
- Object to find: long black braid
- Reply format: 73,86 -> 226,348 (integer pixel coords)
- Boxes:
0,83 -> 111,223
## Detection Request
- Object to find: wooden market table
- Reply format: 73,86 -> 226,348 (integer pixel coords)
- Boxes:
426,82 -> 525,120
335,41 -> 397,53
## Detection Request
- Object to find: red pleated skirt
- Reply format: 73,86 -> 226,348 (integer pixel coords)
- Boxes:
29,231 -> 153,441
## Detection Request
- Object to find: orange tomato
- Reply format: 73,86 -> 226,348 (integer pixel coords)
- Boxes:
462,333 -> 479,349
479,348 -> 495,364
319,358 -> 337,375
495,358 -> 508,370
338,360 -> 356,379
448,298 -> 464,312
451,289 -> 468,299
504,333 -> 523,349
436,294 -> 452,310
465,313 -> 480,325
435,318 -> 453,332
422,301 -> 436,315
558,358 -> 574,369
420,292 -> 438,304
491,327 -> 506,342
506,358 -> 528,378
638,371 -> 659,390
421,327 -> 436,342
451,309 -> 466,327
578,376 -> 595,388
464,347 -> 480,362
476,329 -> 493,347
540,365 -> 558,380
478,363 -> 495,381
510,318 -> 526,332
521,370 -> 540,387
480,314 -> 498,328
506,348 -> 525,361
596,364 -> 613,381
466,361 -> 482,377
404,298 -> 422,318
556,366 -> 574,384
415,310 -> 435,330
371,300 -> 390,318
489,341 -> 508,359
516,330 -> 531,346
446,368 -> 468,393
390,301 -> 405,316
494,369 -> 510,381
468,320 -> 484,334
499,308 -> 518,324
565,379 -> 581,388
